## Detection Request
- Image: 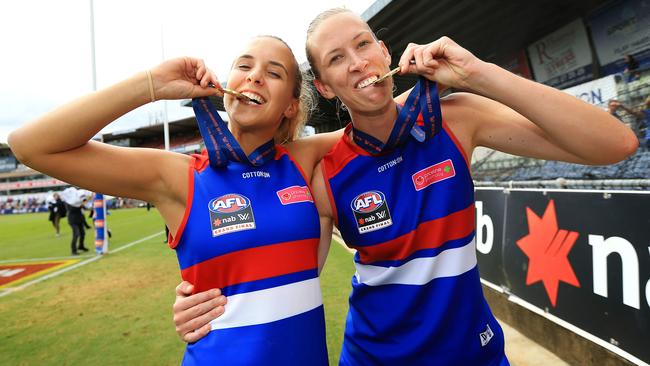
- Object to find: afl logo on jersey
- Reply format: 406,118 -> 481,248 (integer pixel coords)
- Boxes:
351,191 -> 385,213
207,194 -> 255,237
350,191 -> 392,234
209,194 -> 250,213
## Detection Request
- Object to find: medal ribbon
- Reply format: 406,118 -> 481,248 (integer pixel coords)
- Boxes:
352,77 -> 442,154
192,97 -> 275,168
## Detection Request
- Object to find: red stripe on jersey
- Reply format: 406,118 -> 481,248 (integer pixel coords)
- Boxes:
442,121 -> 470,168
169,155 -> 198,249
322,129 -> 360,179
181,238 -> 319,293
281,145 -> 316,197
350,204 -> 475,263
321,163 -> 339,227
194,149 -> 210,173
274,144 -> 287,160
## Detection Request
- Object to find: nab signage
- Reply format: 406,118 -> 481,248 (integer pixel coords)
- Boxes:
474,188 -> 650,364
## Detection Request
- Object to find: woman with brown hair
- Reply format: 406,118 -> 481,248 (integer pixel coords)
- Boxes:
9,35 -> 345,365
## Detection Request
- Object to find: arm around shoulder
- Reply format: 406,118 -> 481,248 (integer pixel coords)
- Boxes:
311,161 -> 334,273
285,128 -> 343,178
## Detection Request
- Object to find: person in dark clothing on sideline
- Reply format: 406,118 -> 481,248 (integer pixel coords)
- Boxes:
48,192 -> 66,237
624,54 -> 640,82
66,201 -> 90,255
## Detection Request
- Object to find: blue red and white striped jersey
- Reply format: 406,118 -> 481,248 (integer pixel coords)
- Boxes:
170,147 -> 328,366
322,122 -> 508,366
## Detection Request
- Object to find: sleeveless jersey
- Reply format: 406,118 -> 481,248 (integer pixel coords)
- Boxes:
171,147 -> 328,366
322,122 -> 508,366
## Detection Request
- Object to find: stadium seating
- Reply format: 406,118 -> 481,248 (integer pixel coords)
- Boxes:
473,149 -> 650,189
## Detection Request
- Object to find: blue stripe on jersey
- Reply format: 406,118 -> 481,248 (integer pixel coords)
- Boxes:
182,305 -> 328,366
329,130 -> 474,248
221,269 -> 318,297
340,268 -> 506,366
357,231 -> 475,268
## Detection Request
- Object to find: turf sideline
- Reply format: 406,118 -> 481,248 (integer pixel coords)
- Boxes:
0,231 -> 163,298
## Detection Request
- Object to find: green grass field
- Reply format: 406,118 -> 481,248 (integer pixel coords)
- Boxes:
0,208 -> 355,365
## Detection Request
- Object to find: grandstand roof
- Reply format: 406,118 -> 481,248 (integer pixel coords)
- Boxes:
308,0 -> 612,131
0,168 -> 41,180
101,116 -> 199,143
364,0 -> 609,67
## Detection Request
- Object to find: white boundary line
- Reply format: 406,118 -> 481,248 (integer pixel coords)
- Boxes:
0,255 -> 94,264
481,279 -> 649,366
0,231 -> 163,298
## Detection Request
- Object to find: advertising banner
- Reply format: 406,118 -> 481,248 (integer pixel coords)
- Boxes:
475,188 -> 650,364
588,0 -> 650,75
475,188 -> 507,286
528,19 -> 594,89
500,50 -> 533,80
562,75 -> 618,107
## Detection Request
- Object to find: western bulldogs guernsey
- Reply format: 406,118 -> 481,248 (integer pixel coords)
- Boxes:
170,147 -> 328,366
322,122 -> 508,366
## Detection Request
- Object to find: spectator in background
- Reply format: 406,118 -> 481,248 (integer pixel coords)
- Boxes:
47,192 -> 66,237
624,54 -> 640,82
608,98 -> 647,145
608,99 -> 627,118
66,198 -> 90,255
625,95 -> 650,149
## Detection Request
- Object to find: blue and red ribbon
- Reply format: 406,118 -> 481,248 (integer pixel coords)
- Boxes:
352,77 -> 441,155
192,97 -> 276,169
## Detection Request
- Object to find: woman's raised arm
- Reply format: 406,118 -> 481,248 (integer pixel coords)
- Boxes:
9,57 -> 219,204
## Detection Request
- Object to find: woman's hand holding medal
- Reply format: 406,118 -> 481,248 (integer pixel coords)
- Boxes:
397,36 -> 484,92
148,57 -> 221,101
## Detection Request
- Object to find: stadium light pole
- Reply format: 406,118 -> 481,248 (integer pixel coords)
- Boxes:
90,0 -> 96,92
90,0 -> 108,255
161,23 -> 170,151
